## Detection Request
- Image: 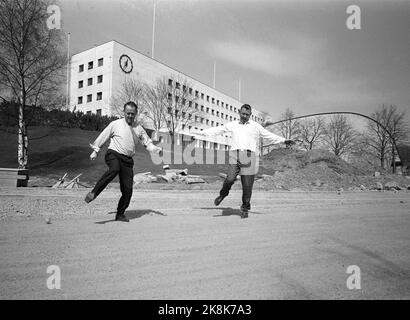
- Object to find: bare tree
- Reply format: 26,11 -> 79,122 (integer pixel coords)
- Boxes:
323,114 -> 356,157
111,78 -> 145,119
156,76 -> 199,145
299,117 -> 325,151
279,108 -> 300,140
364,105 -> 408,172
0,0 -> 66,168
141,79 -> 168,140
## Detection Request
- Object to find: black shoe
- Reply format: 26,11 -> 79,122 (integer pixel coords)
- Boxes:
115,213 -> 129,222
214,195 -> 225,206
240,205 -> 249,219
84,192 -> 95,203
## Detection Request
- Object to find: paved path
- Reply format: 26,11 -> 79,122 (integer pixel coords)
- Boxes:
1,188 -> 409,299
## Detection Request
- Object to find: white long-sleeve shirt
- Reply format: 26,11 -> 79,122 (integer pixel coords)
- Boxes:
200,120 -> 286,152
90,118 -> 153,157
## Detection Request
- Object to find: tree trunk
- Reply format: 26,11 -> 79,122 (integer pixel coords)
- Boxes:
18,94 -> 28,169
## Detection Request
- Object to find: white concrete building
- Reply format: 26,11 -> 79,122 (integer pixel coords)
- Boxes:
69,40 -> 269,150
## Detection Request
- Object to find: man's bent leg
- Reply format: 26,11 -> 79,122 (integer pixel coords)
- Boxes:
220,162 -> 241,198
91,151 -> 120,198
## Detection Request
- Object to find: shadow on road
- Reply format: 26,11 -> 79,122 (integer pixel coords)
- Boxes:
199,207 -> 266,217
95,209 -> 166,224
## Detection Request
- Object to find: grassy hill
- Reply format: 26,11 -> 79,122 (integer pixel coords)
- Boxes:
0,126 -> 248,184
1,126 -> 408,190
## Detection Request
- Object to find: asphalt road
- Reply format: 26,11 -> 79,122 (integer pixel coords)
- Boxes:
1,188 -> 409,299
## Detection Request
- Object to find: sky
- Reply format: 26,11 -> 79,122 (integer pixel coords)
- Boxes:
59,0 -> 410,126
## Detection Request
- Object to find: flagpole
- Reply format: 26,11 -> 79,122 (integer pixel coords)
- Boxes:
66,32 -> 70,109
152,0 -> 157,59
213,60 -> 216,88
238,78 -> 241,101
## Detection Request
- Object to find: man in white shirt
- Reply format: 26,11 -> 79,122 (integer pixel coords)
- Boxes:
84,101 -> 161,222
197,104 -> 292,218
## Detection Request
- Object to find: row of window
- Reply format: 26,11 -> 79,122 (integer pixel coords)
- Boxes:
168,78 -> 263,122
79,58 -> 104,72
78,92 -> 103,104
86,109 -> 102,116
78,75 -> 103,88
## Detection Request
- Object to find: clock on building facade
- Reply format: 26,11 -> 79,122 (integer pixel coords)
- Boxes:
119,54 -> 133,73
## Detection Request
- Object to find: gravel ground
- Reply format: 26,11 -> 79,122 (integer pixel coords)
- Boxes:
0,187 -> 409,299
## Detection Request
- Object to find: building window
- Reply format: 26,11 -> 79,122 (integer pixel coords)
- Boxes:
206,107 -> 209,113
211,109 -> 214,115
188,113 -> 192,120
176,82 -> 180,89
211,121 -> 214,126
88,61 -> 93,70
183,85 -> 186,92
212,97 -> 215,104
97,92 -> 102,101
207,95 -> 209,102
230,116 -> 232,121
78,80 -> 83,88
168,93 -> 172,100
201,93 -> 204,99
189,87 -> 192,94
97,75 -> 103,83
195,90 -> 199,97
182,111 -> 186,118
206,119 -> 209,125
221,102 -> 224,107
230,106 -> 232,111
88,78 -> 93,86
98,58 -> 103,67
216,111 -> 219,117
200,118 -> 204,124
168,79 -> 173,86
78,96 -> 83,104
79,64 -> 84,72
96,109 -> 102,116
217,100 -> 219,106
195,103 -> 198,110
214,143 -> 218,150
221,112 -> 224,118
195,116 -> 198,122
182,124 -> 186,130
87,94 -> 92,102
234,107 -> 237,112
201,105 -> 204,111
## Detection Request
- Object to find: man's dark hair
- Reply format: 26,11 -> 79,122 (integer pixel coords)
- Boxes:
240,104 -> 252,113
123,101 -> 138,111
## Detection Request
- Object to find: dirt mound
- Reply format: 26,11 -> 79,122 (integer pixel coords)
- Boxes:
261,148 -> 365,175
259,148 -> 410,191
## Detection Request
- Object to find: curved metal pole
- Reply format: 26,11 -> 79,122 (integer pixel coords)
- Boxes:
263,111 -> 401,166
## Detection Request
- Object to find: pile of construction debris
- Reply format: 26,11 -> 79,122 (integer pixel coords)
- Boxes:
52,173 -> 89,189
133,165 -> 206,186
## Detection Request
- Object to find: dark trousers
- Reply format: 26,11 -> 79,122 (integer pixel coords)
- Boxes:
220,150 -> 256,210
92,149 -> 134,215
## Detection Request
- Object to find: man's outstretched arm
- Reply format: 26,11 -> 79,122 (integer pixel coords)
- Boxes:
89,122 -> 114,160
136,126 -> 162,154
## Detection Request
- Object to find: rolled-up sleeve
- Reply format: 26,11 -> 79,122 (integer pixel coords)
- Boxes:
135,125 -> 153,148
